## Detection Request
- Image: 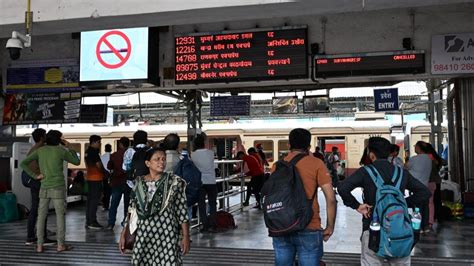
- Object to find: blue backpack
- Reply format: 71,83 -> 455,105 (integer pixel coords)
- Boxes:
364,165 -> 414,258
174,156 -> 202,207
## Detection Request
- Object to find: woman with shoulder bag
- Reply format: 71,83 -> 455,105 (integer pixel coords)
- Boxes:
119,147 -> 190,265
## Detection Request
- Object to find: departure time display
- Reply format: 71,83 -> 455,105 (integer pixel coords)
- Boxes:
174,26 -> 308,84
313,50 -> 425,79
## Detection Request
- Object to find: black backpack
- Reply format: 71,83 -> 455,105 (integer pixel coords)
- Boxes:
127,147 -> 149,180
174,156 -> 202,207
261,153 -> 316,237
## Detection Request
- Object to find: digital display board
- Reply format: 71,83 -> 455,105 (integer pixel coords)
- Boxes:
175,26 -> 308,84
210,96 -> 251,117
80,27 -> 160,87
303,96 -> 330,113
272,96 -> 298,114
80,27 -> 149,82
313,50 -> 425,79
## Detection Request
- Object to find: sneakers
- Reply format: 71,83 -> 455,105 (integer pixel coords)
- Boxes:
43,238 -> 56,246
105,224 -> 114,230
86,221 -> 104,230
25,238 -> 56,246
25,238 -> 36,246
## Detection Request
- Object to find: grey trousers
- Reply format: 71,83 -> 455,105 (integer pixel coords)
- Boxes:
37,187 -> 66,246
361,230 -> 411,266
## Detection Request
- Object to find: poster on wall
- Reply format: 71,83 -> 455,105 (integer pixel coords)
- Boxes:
2,91 -> 81,125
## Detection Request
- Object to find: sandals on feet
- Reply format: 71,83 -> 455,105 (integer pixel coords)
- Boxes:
57,244 -> 73,252
36,245 -> 44,253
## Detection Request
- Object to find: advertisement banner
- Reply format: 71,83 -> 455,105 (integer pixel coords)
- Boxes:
6,59 -> 80,93
2,91 -> 81,125
432,33 -> 474,75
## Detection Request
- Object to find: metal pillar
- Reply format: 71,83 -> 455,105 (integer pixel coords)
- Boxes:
459,78 -> 474,192
447,85 -> 456,183
185,90 -> 202,152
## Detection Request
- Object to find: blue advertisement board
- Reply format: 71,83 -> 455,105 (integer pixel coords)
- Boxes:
374,88 -> 399,112
6,59 -> 80,93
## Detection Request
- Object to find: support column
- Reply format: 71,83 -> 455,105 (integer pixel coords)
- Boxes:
185,90 -> 202,152
447,85 -> 456,183
459,78 -> 474,192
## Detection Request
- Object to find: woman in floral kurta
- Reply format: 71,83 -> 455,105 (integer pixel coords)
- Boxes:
119,148 -> 190,265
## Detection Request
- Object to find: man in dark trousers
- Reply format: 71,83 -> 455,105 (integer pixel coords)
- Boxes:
106,137 -> 129,230
85,135 -> 105,229
23,128 -> 55,246
337,137 -> 431,265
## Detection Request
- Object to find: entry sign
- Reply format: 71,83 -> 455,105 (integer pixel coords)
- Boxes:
432,33 -> 474,75
374,88 -> 399,112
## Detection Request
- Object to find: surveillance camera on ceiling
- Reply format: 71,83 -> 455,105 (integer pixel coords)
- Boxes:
5,31 -> 31,60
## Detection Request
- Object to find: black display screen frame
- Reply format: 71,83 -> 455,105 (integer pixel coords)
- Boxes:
272,96 -> 299,114
313,50 -> 425,79
303,95 -> 330,113
174,26 -> 309,85
79,27 -> 160,88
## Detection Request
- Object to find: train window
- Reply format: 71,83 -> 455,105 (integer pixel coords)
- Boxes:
254,140 -> 274,162
278,140 -> 289,160
69,143 -> 81,157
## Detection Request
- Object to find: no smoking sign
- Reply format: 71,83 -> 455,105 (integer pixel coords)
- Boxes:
96,30 -> 132,69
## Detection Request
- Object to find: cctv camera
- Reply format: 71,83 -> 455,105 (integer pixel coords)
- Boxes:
5,31 -> 31,60
6,37 -> 23,60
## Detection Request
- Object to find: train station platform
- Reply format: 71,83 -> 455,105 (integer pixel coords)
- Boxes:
1,190 -> 474,265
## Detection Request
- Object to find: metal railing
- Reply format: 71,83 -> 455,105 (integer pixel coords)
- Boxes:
190,159 -> 246,229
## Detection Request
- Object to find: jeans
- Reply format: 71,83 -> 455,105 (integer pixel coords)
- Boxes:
108,184 -> 128,226
37,187 -> 66,246
27,185 -> 47,240
86,181 -> 102,225
198,184 -> 217,228
272,229 -> 324,266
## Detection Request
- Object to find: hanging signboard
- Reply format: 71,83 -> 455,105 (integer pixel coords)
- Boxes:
373,88 -> 399,112
431,33 -> 474,75
210,96 -> 251,116
2,91 -> 82,125
175,26 -> 308,84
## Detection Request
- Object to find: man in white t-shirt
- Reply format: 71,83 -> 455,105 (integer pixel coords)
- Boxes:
191,133 -> 216,232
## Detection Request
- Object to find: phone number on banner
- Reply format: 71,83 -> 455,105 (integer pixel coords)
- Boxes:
432,63 -> 474,73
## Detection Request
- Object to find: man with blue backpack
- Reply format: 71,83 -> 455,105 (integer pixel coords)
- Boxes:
338,137 -> 430,265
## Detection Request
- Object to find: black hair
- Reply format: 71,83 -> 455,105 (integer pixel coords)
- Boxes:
289,128 -> 311,150
45,130 -> 63,146
133,130 -> 148,145
247,147 -> 257,154
145,147 -> 166,161
332,146 -> 338,152
367,137 -> 391,160
32,128 -> 46,143
419,142 -> 444,165
236,151 -> 245,158
390,144 -> 400,154
105,144 -> 112,152
119,137 -> 130,148
163,133 -> 180,151
89,135 -> 101,144
193,133 -> 206,151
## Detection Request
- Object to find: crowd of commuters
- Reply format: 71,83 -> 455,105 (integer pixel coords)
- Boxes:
19,126 -> 445,265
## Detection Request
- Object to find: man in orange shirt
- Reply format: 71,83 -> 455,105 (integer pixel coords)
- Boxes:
272,128 -> 337,265
85,135 -> 105,229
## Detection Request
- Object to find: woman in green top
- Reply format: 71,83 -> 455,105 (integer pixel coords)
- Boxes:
119,147 -> 190,265
20,130 -> 80,253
